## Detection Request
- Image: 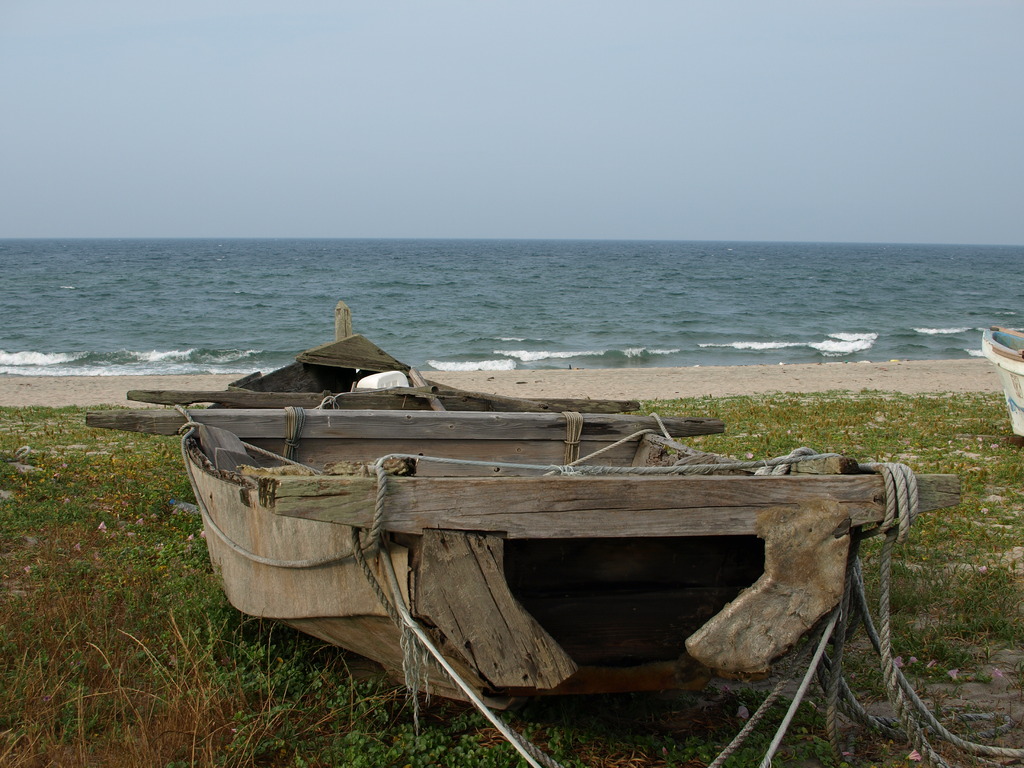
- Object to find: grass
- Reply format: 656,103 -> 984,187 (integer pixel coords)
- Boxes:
1,393 -> 1022,767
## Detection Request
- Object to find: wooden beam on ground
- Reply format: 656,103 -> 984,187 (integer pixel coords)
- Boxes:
86,409 -> 725,440
266,472 -> 960,538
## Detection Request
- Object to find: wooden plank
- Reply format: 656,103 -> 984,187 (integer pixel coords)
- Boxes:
335,300 -> 353,340
85,409 -> 725,441
296,334 -> 409,372
426,389 -> 640,414
415,530 -> 577,688
129,389 -> 332,408
512,585 -> 737,665
126,386 -> 639,413
686,501 -> 851,675
268,473 -> 960,538
789,455 -> 862,475
246,436 -> 641,474
407,367 -> 446,412
239,361 -> 358,394
196,423 -> 249,457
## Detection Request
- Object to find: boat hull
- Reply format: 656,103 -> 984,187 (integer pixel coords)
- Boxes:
982,328 -> 1024,436
185,446 -> 733,700
99,407 -> 954,704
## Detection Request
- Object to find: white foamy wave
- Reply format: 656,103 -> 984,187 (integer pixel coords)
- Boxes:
495,349 -> 602,362
0,350 -> 84,366
827,332 -> 878,343
426,359 -> 518,372
698,341 -> 805,351
623,347 -> 680,358
809,332 -> 877,355
966,348 -> 985,357
497,337 -> 527,342
913,327 -> 972,335
0,347 -> 273,376
699,332 -> 876,357
133,348 -> 196,362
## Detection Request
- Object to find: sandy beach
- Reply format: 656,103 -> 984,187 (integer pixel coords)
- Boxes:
0,359 -> 999,408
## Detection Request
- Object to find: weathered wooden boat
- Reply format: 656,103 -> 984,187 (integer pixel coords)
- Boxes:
127,301 -> 639,414
982,326 -> 1024,437
87,406 -> 959,705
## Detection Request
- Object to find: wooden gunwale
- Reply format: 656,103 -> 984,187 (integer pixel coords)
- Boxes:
265,471 -> 959,539
987,327 -> 1024,360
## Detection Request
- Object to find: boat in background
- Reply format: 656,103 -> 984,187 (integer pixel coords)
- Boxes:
126,301 -> 639,414
982,326 -> 1024,436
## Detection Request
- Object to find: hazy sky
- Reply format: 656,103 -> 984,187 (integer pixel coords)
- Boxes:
2,1 -> 1021,244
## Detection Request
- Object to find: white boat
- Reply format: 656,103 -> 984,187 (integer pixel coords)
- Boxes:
982,326 -> 1024,436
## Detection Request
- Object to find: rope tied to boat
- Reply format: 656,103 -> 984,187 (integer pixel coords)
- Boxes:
561,411 -> 583,464
283,405 -> 306,461
714,459 -> 1024,768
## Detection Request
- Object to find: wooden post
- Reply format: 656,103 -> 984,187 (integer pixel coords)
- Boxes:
335,301 -> 353,340
407,367 -> 447,411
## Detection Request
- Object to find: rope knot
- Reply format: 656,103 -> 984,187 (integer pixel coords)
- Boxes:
284,406 -> 306,461
862,462 -> 919,544
561,411 -> 583,464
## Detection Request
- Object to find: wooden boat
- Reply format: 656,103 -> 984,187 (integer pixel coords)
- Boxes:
87,406 -> 959,704
127,302 -> 638,414
982,326 -> 1024,436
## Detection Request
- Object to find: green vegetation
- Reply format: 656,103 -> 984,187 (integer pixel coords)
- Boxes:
1,394 -> 1021,767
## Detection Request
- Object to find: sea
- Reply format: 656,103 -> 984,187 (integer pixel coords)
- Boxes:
1,239 -> 1021,378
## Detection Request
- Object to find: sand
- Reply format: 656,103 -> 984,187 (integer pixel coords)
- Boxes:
0,359 -> 1000,408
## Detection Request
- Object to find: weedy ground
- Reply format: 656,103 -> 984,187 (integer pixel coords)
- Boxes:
0,393 -> 1021,767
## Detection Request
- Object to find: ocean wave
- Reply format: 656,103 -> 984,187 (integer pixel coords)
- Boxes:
0,347 -> 272,376
808,334 -> 876,355
495,349 -> 604,363
622,347 -> 680,358
425,359 -> 518,372
828,332 -> 878,343
698,341 -> 805,351
493,347 -> 680,364
913,327 -> 972,335
135,349 -> 197,362
0,350 -> 85,366
699,332 -> 877,357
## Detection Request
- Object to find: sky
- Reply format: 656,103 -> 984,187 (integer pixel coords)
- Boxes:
1,1 -> 1021,244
